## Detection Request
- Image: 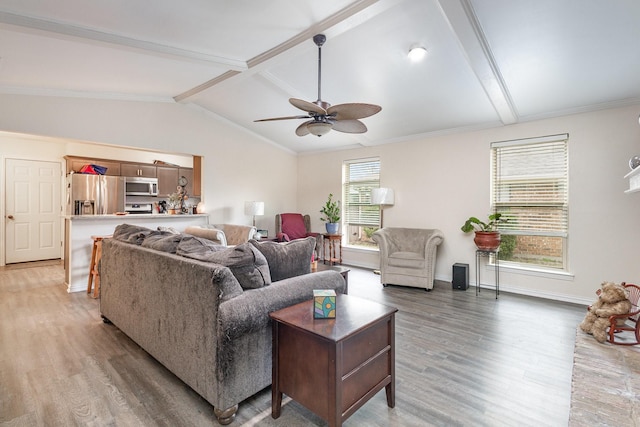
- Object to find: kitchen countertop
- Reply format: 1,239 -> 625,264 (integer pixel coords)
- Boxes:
65,213 -> 209,220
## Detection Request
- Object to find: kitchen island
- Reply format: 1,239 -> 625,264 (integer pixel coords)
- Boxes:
64,213 -> 209,293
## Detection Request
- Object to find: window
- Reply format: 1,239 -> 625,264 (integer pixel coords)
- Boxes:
343,158 -> 380,248
491,134 -> 569,270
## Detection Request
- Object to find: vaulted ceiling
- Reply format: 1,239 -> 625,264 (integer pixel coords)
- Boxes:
1,0 -> 639,153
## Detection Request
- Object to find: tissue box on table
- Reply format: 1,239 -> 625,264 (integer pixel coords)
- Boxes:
313,289 -> 336,319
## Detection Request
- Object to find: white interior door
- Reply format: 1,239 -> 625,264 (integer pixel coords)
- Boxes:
5,159 -> 61,263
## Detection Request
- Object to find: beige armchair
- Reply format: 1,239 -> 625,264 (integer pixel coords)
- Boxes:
184,224 -> 257,246
372,227 -> 444,291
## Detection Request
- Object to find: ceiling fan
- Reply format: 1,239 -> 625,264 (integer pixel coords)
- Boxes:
254,34 -> 381,137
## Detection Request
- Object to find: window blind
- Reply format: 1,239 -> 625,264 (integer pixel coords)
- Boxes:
343,159 -> 380,227
491,134 -> 568,237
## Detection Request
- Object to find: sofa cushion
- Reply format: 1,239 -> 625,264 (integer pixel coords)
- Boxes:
280,213 -> 308,240
181,242 -> 271,290
176,235 -> 225,258
112,223 -> 154,245
185,225 -> 225,245
140,231 -> 183,253
249,236 -> 314,282
388,251 -> 426,269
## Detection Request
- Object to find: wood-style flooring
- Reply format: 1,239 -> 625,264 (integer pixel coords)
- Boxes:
0,261 -> 586,426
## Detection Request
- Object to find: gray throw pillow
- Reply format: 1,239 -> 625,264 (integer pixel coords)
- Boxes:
112,223 -> 154,245
249,236 -> 314,282
182,242 -> 271,290
140,231 -> 183,253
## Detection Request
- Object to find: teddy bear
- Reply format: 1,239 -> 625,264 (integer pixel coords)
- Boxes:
579,281 -> 631,343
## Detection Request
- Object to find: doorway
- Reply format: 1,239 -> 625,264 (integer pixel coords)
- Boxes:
4,158 -> 61,264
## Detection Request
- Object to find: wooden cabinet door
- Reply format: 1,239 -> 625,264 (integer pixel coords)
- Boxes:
157,166 -> 179,197
179,168 -> 194,197
121,163 -> 156,177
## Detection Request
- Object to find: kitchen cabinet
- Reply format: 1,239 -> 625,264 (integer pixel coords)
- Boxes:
121,163 -> 157,177
180,168 -> 195,197
157,166 -> 195,198
157,166 -> 179,197
65,157 -> 121,176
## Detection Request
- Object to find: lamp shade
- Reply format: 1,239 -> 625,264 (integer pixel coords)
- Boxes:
307,122 -> 332,136
244,201 -> 264,216
371,188 -> 395,206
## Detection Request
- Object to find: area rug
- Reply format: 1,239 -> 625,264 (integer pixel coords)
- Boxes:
569,327 -> 640,426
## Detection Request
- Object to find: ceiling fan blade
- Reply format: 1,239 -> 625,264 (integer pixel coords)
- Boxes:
289,98 -> 327,115
327,103 -> 381,120
295,121 -> 313,136
254,115 -> 310,122
332,119 -> 367,134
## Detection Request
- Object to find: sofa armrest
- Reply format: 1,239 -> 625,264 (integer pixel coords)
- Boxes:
218,270 -> 346,341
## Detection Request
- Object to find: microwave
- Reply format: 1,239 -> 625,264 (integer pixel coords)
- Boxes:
125,177 -> 158,196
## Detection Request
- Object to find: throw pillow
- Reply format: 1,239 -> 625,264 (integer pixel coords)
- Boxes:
140,231 -> 183,253
249,236 -> 314,282
181,242 -> 271,290
112,223 -> 154,245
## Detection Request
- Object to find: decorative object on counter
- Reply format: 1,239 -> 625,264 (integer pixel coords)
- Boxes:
371,187 -> 395,228
244,201 -> 264,227
461,213 -> 507,251
157,200 -> 167,214
629,155 -> 640,170
319,193 -> 340,234
196,201 -> 206,214
168,185 -> 188,214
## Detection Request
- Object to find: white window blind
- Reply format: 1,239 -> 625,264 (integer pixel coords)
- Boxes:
491,134 -> 568,237
343,158 -> 380,227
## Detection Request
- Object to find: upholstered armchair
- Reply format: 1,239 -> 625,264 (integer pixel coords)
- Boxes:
184,224 -> 257,246
275,213 -> 323,260
372,227 -> 444,291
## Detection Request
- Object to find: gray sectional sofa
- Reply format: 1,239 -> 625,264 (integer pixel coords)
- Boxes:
99,224 -> 346,425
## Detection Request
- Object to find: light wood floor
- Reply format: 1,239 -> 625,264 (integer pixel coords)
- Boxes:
0,261 -> 586,426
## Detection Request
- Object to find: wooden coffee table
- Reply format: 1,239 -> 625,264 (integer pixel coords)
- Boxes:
270,295 -> 398,427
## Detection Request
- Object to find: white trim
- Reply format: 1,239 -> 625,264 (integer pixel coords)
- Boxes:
491,133 -> 569,148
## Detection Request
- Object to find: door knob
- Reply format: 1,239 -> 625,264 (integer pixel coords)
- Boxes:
7,215 -> 14,220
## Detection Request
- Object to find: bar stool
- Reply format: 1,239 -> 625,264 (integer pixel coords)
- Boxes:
87,235 -> 111,298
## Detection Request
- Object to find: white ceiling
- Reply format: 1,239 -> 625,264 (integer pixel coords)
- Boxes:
1,0 -> 639,154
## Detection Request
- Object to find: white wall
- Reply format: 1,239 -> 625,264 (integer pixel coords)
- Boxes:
298,105 -> 640,304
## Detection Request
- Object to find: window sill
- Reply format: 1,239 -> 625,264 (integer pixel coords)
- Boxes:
343,245 -> 379,253
486,262 -> 574,281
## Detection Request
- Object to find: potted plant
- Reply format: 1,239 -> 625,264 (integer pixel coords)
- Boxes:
461,213 -> 506,251
320,193 -> 341,234
167,186 -> 187,214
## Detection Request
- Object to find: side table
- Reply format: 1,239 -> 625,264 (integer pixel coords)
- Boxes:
323,233 -> 342,265
315,263 -> 350,294
270,295 -> 397,427
476,248 -> 499,299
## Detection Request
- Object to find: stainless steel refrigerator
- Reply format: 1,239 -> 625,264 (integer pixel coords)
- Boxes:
67,173 -> 125,215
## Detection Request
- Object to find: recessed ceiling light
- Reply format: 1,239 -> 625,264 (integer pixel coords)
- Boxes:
408,46 -> 427,62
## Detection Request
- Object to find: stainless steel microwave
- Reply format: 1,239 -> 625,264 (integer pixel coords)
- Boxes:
125,177 -> 158,196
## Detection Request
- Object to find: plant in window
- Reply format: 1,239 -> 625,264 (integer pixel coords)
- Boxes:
320,193 -> 341,234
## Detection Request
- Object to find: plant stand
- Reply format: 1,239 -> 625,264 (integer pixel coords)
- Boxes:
476,248 -> 499,299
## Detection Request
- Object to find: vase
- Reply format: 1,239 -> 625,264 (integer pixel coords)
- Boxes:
474,231 -> 501,251
325,223 -> 339,234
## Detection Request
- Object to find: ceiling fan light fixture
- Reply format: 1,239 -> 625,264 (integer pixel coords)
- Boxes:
307,121 -> 332,136
408,46 -> 427,62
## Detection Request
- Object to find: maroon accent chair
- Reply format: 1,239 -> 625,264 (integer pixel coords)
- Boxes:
607,282 -> 640,346
275,213 -> 323,259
